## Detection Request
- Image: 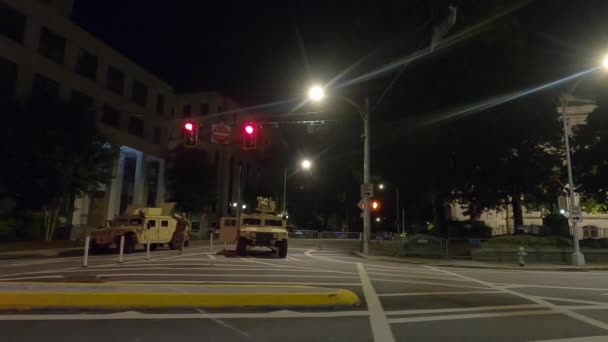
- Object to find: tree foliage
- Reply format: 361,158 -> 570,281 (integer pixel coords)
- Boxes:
0,96 -> 115,240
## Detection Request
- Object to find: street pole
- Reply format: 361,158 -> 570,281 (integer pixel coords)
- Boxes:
395,189 -> 400,235
283,168 -> 287,213
362,97 -> 371,254
561,97 -> 585,266
236,163 -> 242,219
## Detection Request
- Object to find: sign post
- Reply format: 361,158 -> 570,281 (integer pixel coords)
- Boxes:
570,205 -> 583,223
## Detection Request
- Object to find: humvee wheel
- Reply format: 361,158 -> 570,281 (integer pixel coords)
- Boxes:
123,234 -> 136,253
278,240 -> 288,258
237,238 -> 247,256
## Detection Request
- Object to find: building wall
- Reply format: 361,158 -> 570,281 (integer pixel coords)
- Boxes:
1,0 -> 264,235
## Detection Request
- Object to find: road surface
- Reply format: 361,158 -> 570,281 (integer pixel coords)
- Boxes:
2,240 -> 608,341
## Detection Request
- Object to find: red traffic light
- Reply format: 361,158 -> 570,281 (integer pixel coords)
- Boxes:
184,122 -> 194,131
244,124 -> 254,135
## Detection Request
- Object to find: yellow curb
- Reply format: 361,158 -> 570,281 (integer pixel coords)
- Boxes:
0,290 -> 360,310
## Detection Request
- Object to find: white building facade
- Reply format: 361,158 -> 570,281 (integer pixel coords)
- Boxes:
1,0 -> 258,236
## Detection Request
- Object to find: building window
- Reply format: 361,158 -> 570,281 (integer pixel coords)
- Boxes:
75,48 -> 97,81
183,104 -> 192,117
153,127 -> 161,144
101,105 -> 120,128
38,27 -> 65,64
200,103 -> 209,116
71,90 -> 93,110
0,56 -> 18,99
106,65 -> 125,95
32,73 -> 59,98
131,80 -> 147,106
156,94 -> 164,115
128,116 -> 144,137
0,2 -> 25,43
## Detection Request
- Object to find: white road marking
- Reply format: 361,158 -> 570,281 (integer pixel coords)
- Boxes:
388,309 -> 556,324
532,335 -> 608,342
378,290 -> 502,297
370,277 -> 490,290
428,266 -> 608,332
0,310 -> 369,321
0,275 -> 63,281
366,271 -> 471,282
492,283 -> 608,291
532,296 -> 608,305
97,273 -> 359,279
357,262 -> 395,342
114,280 -> 362,286
385,304 -> 543,316
207,254 -> 216,259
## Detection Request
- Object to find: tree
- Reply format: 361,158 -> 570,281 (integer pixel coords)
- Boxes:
0,96 -> 115,240
165,147 -> 217,214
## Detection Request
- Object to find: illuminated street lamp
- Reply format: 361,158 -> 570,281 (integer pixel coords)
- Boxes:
378,184 -> 385,190
301,159 -> 312,170
559,54 -> 608,266
309,86 -> 371,254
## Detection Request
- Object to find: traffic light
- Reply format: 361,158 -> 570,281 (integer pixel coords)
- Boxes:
183,121 -> 198,147
242,123 -> 257,150
358,199 -> 381,211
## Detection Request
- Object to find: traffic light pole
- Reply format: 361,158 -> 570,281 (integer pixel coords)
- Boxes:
362,97 -> 371,255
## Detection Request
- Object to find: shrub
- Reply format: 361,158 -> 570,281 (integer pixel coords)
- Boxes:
484,234 -> 572,247
447,221 -> 492,238
543,213 -> 570,236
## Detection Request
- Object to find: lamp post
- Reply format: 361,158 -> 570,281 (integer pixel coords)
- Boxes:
560,55 -> 608,266
282,159 -> 312,214
308,86 -> 371,254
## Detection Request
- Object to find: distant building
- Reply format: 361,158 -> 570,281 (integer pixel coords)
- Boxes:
0,0 -> 266,236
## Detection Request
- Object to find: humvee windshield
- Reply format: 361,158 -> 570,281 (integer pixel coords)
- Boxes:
265,219 -> 283,227
112,218 -> 143,226
242,218 -> 262,226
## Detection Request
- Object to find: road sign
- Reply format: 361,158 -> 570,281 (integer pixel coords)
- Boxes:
360,183 -> 373,197
211,124 -> 231,144
570,205 -> 583,222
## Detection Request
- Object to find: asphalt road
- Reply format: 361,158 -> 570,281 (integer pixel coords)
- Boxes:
2,240 -> 608,342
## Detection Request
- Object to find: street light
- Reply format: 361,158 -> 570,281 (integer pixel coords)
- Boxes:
283,159 -> 313,214
560,55 -> 608,266
308,86 -> 371,254
378,184 -> 385,190
308,86 -> 325,102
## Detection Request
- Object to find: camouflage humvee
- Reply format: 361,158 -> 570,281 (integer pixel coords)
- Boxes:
89,203 -> 190,253
236,197 -> 288,258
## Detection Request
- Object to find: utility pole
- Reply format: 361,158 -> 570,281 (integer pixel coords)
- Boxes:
362,97 -> 371,254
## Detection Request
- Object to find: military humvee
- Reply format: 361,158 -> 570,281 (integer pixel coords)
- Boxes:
89,203 -> 190,253
236,197 -> 288,258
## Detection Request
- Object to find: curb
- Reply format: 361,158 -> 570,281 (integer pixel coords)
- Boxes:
352,252 -> 608,272
0,283 -> 361,310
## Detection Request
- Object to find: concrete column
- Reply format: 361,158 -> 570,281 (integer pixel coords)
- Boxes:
133,150 -> 145,205
156,159 -> 166,205
106,152 -> 125,220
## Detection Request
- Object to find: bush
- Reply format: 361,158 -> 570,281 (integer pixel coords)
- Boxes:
543,213 -> 570,236
484,234 -> 572,247
580,238 -> 608,249
447,221 -> 492,238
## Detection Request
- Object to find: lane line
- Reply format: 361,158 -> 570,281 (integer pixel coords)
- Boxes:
531,296 -> 608,305
357,262 -> 395,342
0,275 -> 63,281
388,309 -> 556,324
378,290 -> 502,297
207,254 -> 216,260
385,304 -> 543,316
97,273 -> 360,279
428,266 -> 608,332
114,280 -> 363,286
366,272 -> 471,282
491,283 -> 608,292
0,310 -> 369,321
370,277 -> 490,290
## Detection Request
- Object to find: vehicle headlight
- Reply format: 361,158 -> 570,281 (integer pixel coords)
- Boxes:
273,233 -> 278,239
250,232 -> 256,238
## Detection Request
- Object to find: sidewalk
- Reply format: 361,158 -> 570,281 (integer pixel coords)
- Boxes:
353,252 -> 608,271
0,282 -> 360,310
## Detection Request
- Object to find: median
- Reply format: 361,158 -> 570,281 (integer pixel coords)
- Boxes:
0,282 -> 360,310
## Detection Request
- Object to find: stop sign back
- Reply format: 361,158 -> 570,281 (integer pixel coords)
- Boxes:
211,124 -> 231,144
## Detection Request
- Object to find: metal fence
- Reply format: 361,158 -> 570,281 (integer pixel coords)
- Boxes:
289,230 -> 320,239
319,231 -> 361,239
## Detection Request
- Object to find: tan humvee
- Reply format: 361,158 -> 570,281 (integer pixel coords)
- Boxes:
234,197 -> 288,258
89,203 -> 190,253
